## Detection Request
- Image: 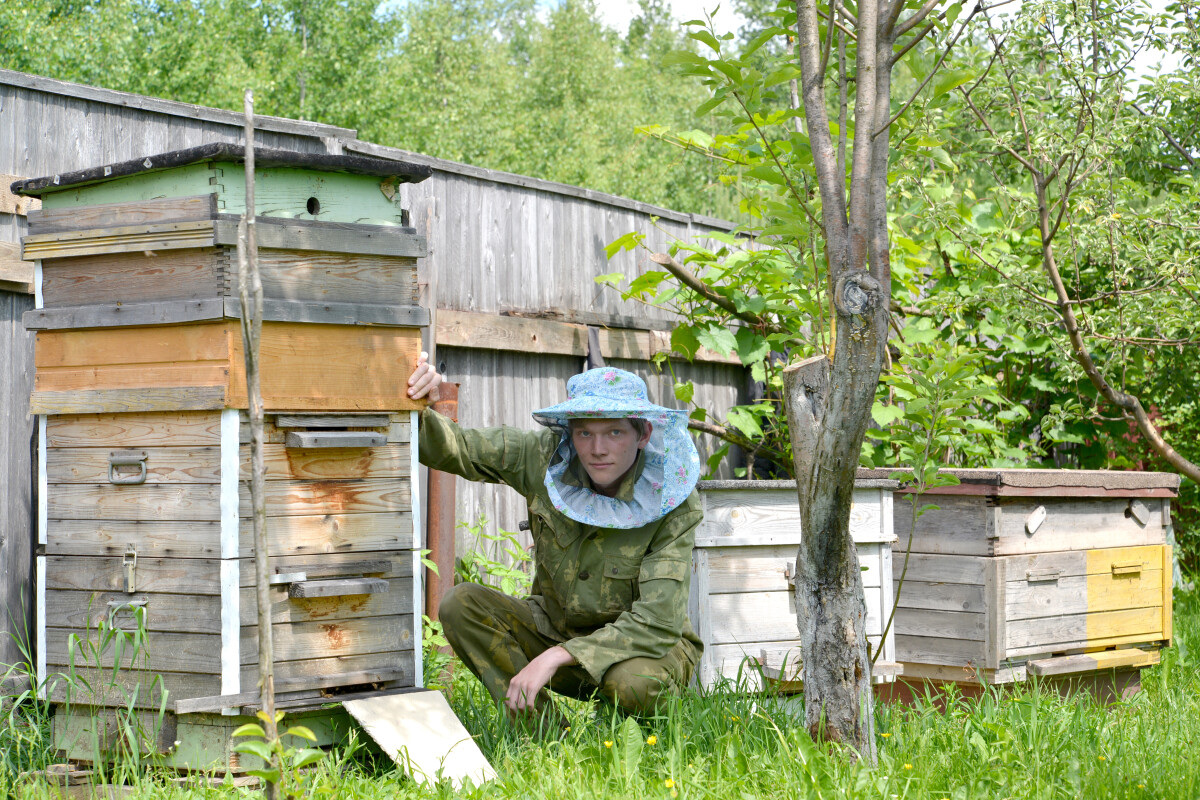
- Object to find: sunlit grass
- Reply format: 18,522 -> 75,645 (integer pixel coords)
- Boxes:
5,588 -> 1199,798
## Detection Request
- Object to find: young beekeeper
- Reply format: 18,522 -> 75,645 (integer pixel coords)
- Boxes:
407,354 -> 703,717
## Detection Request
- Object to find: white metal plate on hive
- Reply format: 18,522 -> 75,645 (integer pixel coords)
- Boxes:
342,690 -> 495,788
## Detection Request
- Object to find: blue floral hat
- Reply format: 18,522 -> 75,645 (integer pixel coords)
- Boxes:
532,367 -> 700,529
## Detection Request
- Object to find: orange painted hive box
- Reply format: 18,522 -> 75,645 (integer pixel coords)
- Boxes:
858,468 -> 1179,692
13,144 -> 433,725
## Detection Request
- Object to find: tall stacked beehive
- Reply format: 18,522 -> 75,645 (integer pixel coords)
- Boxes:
869,468 -> 1178,697
13,143 -> 432,765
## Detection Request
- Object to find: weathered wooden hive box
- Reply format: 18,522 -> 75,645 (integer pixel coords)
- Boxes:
13,143 -> 433,767
689,477 -> 901,690
863,468 -> 1178,690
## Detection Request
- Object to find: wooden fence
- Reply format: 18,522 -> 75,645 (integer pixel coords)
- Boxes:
0,69 -> 748,669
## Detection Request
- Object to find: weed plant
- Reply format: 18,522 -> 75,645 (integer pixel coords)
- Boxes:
5,589 -> 1199,798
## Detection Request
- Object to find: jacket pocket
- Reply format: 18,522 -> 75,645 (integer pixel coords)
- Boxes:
598,555 -> 640,612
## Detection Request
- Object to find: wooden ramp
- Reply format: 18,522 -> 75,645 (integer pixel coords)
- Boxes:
343,690 -> 495,788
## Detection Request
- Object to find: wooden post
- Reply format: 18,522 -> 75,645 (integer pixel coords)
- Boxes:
238,89 -> 279,790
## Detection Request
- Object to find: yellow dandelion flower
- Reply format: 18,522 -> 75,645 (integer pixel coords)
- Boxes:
647,735 -> 658,746
881,733 -> 891,738
604,741 -> 613,748
1138,785 -> 1145,789
904,764 -> 913,771
1098,756 -> 1106,762
664,779 -> 675,788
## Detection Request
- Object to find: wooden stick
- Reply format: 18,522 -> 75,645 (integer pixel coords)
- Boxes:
238,89 -> 279,793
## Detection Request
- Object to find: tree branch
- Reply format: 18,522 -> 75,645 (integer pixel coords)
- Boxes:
1131,102 -> 1197,168
894,0 -> 939,38
649,252 -> 773,329
688,418 -> 793,475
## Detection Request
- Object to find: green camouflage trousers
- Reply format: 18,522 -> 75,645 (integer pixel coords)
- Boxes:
439,582 -> 696,715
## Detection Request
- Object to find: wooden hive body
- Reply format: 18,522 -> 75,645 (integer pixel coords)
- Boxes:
15,145 -> 432,741
689,478 -> 900,690
863,468 -> 1179,686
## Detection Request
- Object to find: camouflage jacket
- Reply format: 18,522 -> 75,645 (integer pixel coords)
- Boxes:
418,409 -> 703,683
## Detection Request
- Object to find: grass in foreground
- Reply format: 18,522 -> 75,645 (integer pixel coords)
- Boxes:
5,589 -> 1199,799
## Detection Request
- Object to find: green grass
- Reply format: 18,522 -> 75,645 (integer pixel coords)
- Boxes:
6,589 -> 1200,799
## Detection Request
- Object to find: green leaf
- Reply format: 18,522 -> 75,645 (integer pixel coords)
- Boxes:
292,748 -> 327,769
285,725 -> 317,742
604,231 -> 644,259
696,93 -> 727,116
696,324 -> 738,357
734,327 -> 769,365
232,723 -> 266,738
745,165 -> 786,186
674,381 -> 696,404
233,740 -> 275,761
595,272 -> 625,288
871,402 -> 905,427
932,68 -> 975,98
689,29 -> 721,53
671,326 -> 701,360
247,767 -> 282,783
742,26 -> 784,58
662,51 -> 706,68
726,407 -> 764,439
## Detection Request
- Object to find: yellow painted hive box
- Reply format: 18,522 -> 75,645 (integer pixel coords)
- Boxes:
858,468 -> 1179,689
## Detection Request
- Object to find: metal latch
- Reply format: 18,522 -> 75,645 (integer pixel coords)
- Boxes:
122,545 -> 137,593
108,450 -> 148,485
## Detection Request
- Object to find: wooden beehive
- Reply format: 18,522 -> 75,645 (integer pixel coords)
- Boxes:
863,468 -> 1178,690
14,145 -> 432,764
689,478 -> 901,691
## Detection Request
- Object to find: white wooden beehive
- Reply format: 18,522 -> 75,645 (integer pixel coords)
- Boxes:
689,478 -> 900,690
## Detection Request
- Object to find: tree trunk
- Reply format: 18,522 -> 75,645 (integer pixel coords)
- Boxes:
789,0 -> 893,760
